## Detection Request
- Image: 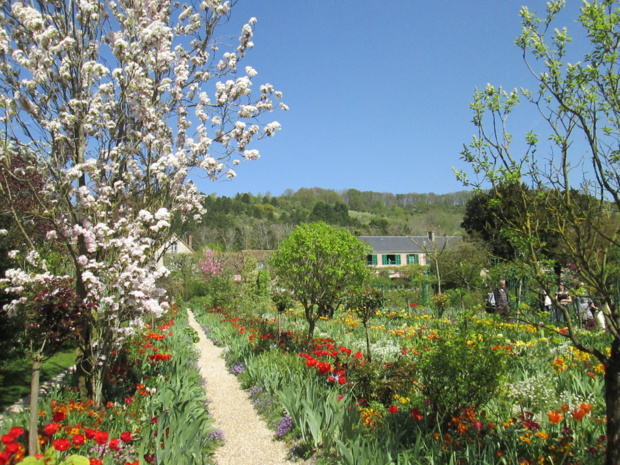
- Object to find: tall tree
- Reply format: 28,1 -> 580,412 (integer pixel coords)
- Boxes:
456,2 -> 620,463
0,0 -> 285,404
270,222 -> 370,341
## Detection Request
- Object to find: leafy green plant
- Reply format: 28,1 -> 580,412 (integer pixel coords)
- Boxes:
348,357 -> 418,405
416,323 -> 508,423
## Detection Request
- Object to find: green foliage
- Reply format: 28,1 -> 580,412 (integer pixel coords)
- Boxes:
195,272 -> 236,310
0,348 -> 76,410
271,289 -> 293,313
271,222 -> 371,339
21,452 -> 89,465
162,253 -> 201,301
416,321 -> 508,422
348,357 -> 418,405
430,293 -> 449,317
189,189 -> 471,251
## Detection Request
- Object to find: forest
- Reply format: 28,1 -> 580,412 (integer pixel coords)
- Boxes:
182,187 -> 473,251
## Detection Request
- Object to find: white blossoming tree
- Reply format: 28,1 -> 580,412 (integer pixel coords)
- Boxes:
0,0 -> 285,404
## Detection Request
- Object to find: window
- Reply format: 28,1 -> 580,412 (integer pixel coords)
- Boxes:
406,254 -> 419,265
382,254 -> 401,265
169,241 -> 178,253
367,254 -> 378,265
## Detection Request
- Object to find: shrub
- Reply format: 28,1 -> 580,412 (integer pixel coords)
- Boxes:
348,357 -> 418,405
416,322 -> 508,422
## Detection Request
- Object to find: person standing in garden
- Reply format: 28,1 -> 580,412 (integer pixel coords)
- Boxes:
554,283 -> 572,324
484,284 -> 496,313
573,282 -> 594,327
493,280 -> 510,316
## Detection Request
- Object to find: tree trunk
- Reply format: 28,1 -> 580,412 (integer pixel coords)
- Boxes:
28,356 -> 41,455
605,341 -> 620,465
364,322 -> 372,363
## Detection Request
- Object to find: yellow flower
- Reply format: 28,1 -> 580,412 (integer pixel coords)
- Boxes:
535,432 -> 549,439
594,364 -> 606,374
519,435 -> 532,444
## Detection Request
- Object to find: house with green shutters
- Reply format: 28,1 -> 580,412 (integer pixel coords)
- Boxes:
358,233 -> 462,270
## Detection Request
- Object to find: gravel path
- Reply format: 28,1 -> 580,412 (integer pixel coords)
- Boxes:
188,311 -> 291,465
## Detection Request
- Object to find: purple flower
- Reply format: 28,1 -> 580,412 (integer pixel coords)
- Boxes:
229,362 -> 245,375
277,414 -> 293,438
207,429 -> 225,443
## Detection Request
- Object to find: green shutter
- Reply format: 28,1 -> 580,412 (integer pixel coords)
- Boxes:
382,255 -> 388,265
395,255 -> 401,265
407,254 -> 419,265
372,254 -> 377,265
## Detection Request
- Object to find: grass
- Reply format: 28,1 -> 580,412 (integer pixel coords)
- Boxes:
0,348 -> 76,411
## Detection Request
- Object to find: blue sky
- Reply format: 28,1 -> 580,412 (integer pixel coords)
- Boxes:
198,1 -> 583,198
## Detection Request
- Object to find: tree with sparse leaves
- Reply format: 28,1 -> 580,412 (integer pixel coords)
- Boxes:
456,2 -> 620,462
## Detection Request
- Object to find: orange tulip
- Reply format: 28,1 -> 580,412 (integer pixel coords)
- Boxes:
547,410 -> 563,424
572,408 -> 587,422
579,402 -> 593,414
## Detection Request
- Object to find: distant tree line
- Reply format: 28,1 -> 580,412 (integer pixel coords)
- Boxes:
181,188 -> 473,251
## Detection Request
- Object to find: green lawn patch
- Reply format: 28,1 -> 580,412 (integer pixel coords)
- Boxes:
0,348 -> 76,411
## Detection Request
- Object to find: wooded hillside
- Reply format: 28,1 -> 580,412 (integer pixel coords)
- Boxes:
182,188 -> 473,251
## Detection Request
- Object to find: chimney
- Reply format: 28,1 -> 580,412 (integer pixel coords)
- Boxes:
428,231 -> 435,242
188,234 -> 193,250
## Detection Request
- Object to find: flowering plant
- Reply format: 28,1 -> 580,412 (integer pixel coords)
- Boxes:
0,0 -> 286,404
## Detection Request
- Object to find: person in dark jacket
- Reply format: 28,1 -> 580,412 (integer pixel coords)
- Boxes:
493,280 -> 510,316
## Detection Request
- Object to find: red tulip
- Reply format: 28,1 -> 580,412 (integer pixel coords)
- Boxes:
4,442 -> 19,455
8,427 -> 24,439
410,408 -> 423,420
43,423 -> 61,436
72,434 -> 86,446
94,431 -> 108,445
53,438 -> 71,451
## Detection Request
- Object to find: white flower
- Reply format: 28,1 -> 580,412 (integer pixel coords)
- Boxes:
154,208 -> 170,221
242,149 -> 260,161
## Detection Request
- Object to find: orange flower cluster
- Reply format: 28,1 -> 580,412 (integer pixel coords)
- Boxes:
548,402 -> 593,424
